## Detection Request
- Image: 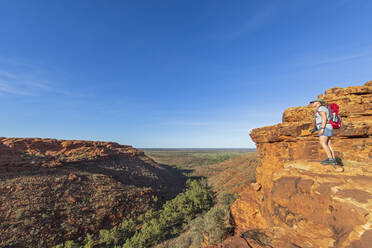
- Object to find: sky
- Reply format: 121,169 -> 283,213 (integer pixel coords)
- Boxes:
0,0 -> 371,148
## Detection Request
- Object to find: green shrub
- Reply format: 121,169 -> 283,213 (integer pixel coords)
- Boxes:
203,207 -> 226,244
15,209 -> 24,219
55,240 -> 81,248
219,192 -> 237,207
98,220 -> 136,247
160,192 -> 236,247
56,179 -> 213,248
123,179 -> 214,248
83,234 -> 95,248
23,218 -> 32,225
188,217 -> 205,247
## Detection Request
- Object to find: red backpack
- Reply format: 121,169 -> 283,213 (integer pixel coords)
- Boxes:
327,103 -> 342,129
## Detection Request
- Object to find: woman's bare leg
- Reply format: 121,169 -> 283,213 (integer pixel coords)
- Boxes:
327,138 -> 335,159
319,136 -> 332,159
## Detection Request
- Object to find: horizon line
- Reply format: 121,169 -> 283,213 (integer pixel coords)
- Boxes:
138,147 -> 257,150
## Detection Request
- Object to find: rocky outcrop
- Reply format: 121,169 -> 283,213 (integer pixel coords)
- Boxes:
0,138 -> 186,247
228,81 -> 372,247
0,138 -> 143,171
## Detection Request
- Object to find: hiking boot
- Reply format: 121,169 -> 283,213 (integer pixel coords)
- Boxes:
320,158 -> 336,165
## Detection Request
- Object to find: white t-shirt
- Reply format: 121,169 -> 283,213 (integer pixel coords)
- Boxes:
315,106 -> 333,130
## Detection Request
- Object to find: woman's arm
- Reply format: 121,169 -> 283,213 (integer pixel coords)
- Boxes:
319,111 -> 327,135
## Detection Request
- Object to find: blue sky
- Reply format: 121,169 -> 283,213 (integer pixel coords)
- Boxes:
0,0 -> 371,148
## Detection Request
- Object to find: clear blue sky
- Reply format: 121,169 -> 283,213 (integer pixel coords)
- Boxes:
0,0 -> 371,148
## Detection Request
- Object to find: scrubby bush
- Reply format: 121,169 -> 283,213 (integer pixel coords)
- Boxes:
158,191 -> 236,248
55,179 -> 214,248
203,207 -> 226,244
123,179 -> 214,248
188,217 -> 205,247
219,192 -> 237,207
98,218 -> 137,246
15,209 -> 24,219
201,192 -> 236,245
55,240 -> 80,248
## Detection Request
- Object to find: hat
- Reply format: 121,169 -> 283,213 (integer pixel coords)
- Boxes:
309,98 -> 324,103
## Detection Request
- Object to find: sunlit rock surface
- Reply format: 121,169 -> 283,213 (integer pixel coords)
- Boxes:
226,81 -> 371,248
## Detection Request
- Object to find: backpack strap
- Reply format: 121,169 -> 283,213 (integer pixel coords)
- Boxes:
339,114 -> 344,126
326,106 -> 332,122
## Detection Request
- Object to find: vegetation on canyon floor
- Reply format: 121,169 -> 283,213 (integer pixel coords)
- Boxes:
55,179 -> 216,248
53,149 -> 257,248
144,149 -> 255,172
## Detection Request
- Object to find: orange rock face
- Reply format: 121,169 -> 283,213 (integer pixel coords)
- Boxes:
0,138 -> 143,172
230,81 -> 372,247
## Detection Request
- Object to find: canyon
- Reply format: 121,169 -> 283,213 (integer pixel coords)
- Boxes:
1,81 -> 371,248
0,139 -> 185,247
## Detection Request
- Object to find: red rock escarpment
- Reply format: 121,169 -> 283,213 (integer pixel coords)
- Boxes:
0,138 -> 142,171
0,138 -> 185,247
229,81 -> 372,247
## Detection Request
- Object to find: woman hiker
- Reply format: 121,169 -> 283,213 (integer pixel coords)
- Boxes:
309,98 -> 337,165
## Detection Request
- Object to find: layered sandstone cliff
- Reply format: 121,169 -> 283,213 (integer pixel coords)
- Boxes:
228,81 -> 372,247
0,138 -> 185,247
0,138 -> 142,171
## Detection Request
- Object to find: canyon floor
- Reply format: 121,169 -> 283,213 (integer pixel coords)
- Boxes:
143,148 -> 258,193
144,149 -> 259,248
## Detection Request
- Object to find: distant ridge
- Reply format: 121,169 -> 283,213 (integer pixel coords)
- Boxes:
139,148 -> 257,151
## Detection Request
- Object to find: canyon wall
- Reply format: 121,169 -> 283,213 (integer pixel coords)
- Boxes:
229,81 -> 372,247
0,138 -> 185,247
0,138 -> 142,171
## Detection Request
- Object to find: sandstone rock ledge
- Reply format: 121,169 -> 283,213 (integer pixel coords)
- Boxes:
229,81 -> 371,248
